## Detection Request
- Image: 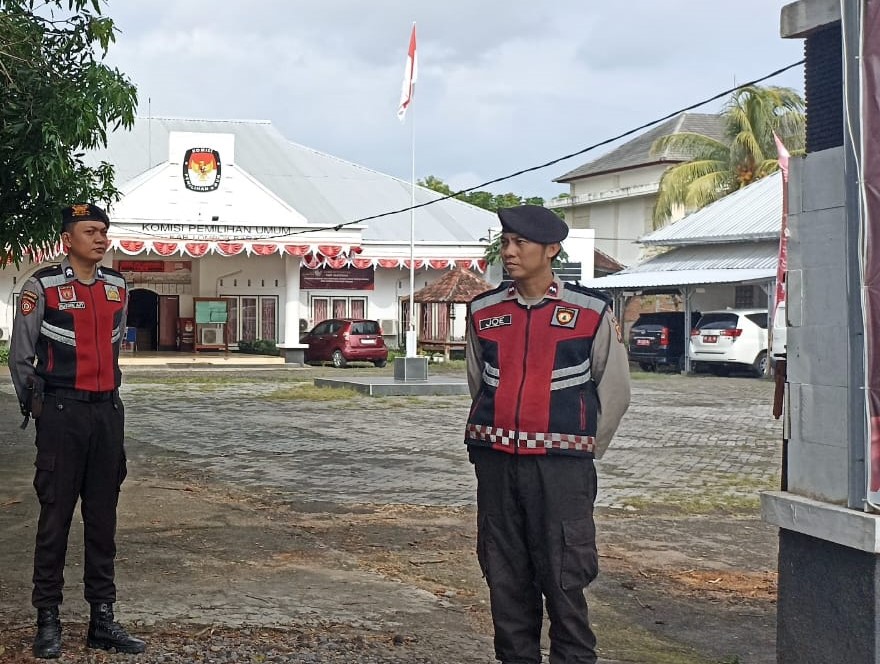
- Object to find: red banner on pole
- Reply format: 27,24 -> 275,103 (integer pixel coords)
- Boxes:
863,0 -> 880,494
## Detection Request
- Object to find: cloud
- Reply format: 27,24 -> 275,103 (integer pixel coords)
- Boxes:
103,0 -> 804,199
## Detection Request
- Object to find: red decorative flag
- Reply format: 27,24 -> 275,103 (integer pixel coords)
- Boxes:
773,132 -> 790,320
397,24 -> 418,121
774,131 -> 790,181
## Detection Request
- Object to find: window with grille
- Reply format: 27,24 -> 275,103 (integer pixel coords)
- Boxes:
735,285 -> 755,308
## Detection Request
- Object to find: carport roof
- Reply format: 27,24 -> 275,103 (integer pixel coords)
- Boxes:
581,267 -> 775,291
581,241 -> 778,291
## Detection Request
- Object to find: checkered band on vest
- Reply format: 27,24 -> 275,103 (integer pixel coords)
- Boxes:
466,424 -> 596,453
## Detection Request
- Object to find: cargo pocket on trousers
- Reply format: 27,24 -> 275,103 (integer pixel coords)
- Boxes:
560,516 -> 599,590
33,453 -> 56,505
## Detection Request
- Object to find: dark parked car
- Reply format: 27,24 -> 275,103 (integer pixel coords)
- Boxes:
628,311 -> 700,372
300,318 -> 388,368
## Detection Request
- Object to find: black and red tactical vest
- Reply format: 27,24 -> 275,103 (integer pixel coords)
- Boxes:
33,264 -> 127,392
465,281 -> 610,458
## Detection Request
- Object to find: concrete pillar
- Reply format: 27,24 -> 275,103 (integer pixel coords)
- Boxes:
277,253 -> 307,364
763,3 -> 880,661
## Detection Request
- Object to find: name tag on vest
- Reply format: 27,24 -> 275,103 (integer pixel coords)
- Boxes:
479,314 -> 513,330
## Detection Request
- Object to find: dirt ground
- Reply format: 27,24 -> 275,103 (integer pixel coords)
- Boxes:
0,369 -> 780,663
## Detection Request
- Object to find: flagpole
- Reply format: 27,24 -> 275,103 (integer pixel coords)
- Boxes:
408,103 -> 417,357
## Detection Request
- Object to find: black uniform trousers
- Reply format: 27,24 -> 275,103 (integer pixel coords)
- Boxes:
31,391 -> 127,609
470,446 -> 599,664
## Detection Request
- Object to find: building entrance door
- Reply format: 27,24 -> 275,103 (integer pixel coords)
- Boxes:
158,295 -> 179,351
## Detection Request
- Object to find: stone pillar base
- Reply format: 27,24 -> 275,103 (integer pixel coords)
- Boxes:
277,344 -> 307,365
763,492 -> 880,663
778,528 -> 880,663
393,356 -> 428,381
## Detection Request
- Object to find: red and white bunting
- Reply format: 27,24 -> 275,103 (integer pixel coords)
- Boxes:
29,238 -> 486,272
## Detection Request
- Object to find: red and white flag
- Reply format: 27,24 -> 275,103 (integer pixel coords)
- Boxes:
773,131 -> 790,181
397,24 -> 418,121
773,131 -> 791,320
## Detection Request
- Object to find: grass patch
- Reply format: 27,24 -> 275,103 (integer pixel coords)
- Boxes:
628,369 -> 684,380
622,492 -> 763,515
124,375 -> 274,385
620,475 -> 776,514
266,384 -> 362,401
593,600 -> 717,664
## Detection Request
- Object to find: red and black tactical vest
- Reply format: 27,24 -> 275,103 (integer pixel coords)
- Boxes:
465,281 -> 610,458
33,264 -> 127,392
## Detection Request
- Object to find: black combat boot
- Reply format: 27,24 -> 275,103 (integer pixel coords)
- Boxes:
33,606 -> 62,659
86,603 -> 146,654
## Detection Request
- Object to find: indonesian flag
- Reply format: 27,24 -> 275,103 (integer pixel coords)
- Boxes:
397,24 -> 417,121
773,131 -> 791,319
773,131 -> 790,182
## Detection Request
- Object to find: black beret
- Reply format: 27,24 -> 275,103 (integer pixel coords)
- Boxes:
61,203 -> 110,229
497,205 -> 568,244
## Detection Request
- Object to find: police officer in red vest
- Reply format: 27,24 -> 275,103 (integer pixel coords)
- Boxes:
465,205 -> 631,664
9,204 -> 145,658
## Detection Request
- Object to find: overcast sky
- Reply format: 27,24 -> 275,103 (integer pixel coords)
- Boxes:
104,1 -> 805,200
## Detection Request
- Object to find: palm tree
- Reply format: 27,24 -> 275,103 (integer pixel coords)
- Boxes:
651,85 -> 805,227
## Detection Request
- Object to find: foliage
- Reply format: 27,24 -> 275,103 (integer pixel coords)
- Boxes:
0,0 -> 138,264
0,343 -> 8,365
651,85 -> 805,227
418,175 -> 566,267
417,175 -> 549,215
237,339 -> 280,356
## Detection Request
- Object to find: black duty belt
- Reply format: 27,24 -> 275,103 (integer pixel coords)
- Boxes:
44,388 -> 116,403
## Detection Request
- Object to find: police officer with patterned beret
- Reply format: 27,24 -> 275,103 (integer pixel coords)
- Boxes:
8,203 -> 145,658
465,204 -> 631,663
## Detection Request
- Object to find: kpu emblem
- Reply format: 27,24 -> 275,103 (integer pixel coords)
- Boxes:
58,285 -> 76,302
182,148 -> 221,192
551,306 -> 579,329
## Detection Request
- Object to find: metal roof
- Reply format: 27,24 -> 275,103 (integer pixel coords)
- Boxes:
582,267 -> 775,291
86,117 -> 497,245
627,242 -> 779,272
639,172 -> 783,246
554,113 -> 726,182
581,241 -> 778,291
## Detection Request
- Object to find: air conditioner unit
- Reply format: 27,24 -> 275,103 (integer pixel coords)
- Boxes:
201,327 -> 221,345
380,318 -> 398,335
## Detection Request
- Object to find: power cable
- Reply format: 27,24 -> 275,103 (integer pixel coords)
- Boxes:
304,59 -> 806,236
117,59 -> 805,242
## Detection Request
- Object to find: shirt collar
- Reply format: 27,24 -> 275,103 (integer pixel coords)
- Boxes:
60,257 -> 106,282
503,275 -> 564,304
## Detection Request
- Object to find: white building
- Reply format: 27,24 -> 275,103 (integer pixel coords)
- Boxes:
549,113 -> 726,267
1,118 -> 515,358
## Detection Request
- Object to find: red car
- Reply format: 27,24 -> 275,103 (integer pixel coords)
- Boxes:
300,318 -> 388,368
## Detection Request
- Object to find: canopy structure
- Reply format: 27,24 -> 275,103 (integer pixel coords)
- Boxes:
410,267 -> 492,358
412,266 -> 492,303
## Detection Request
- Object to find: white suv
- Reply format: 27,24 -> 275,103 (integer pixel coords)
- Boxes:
688,309 -> 769,377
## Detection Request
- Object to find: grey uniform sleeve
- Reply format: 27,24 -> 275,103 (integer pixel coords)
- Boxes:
465,309 -> 482,400
8,278 -> 45,406
116,281 -> 130,353
591,310 -> 631,458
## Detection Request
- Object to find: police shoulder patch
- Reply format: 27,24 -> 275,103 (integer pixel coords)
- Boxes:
20,290 -> 38,316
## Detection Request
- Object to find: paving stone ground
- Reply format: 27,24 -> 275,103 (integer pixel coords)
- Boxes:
0,366 -> 782,664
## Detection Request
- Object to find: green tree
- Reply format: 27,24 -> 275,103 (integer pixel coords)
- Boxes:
416,176 -> 568,266
651,85 -> 805,227
0,0 -> 138,263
